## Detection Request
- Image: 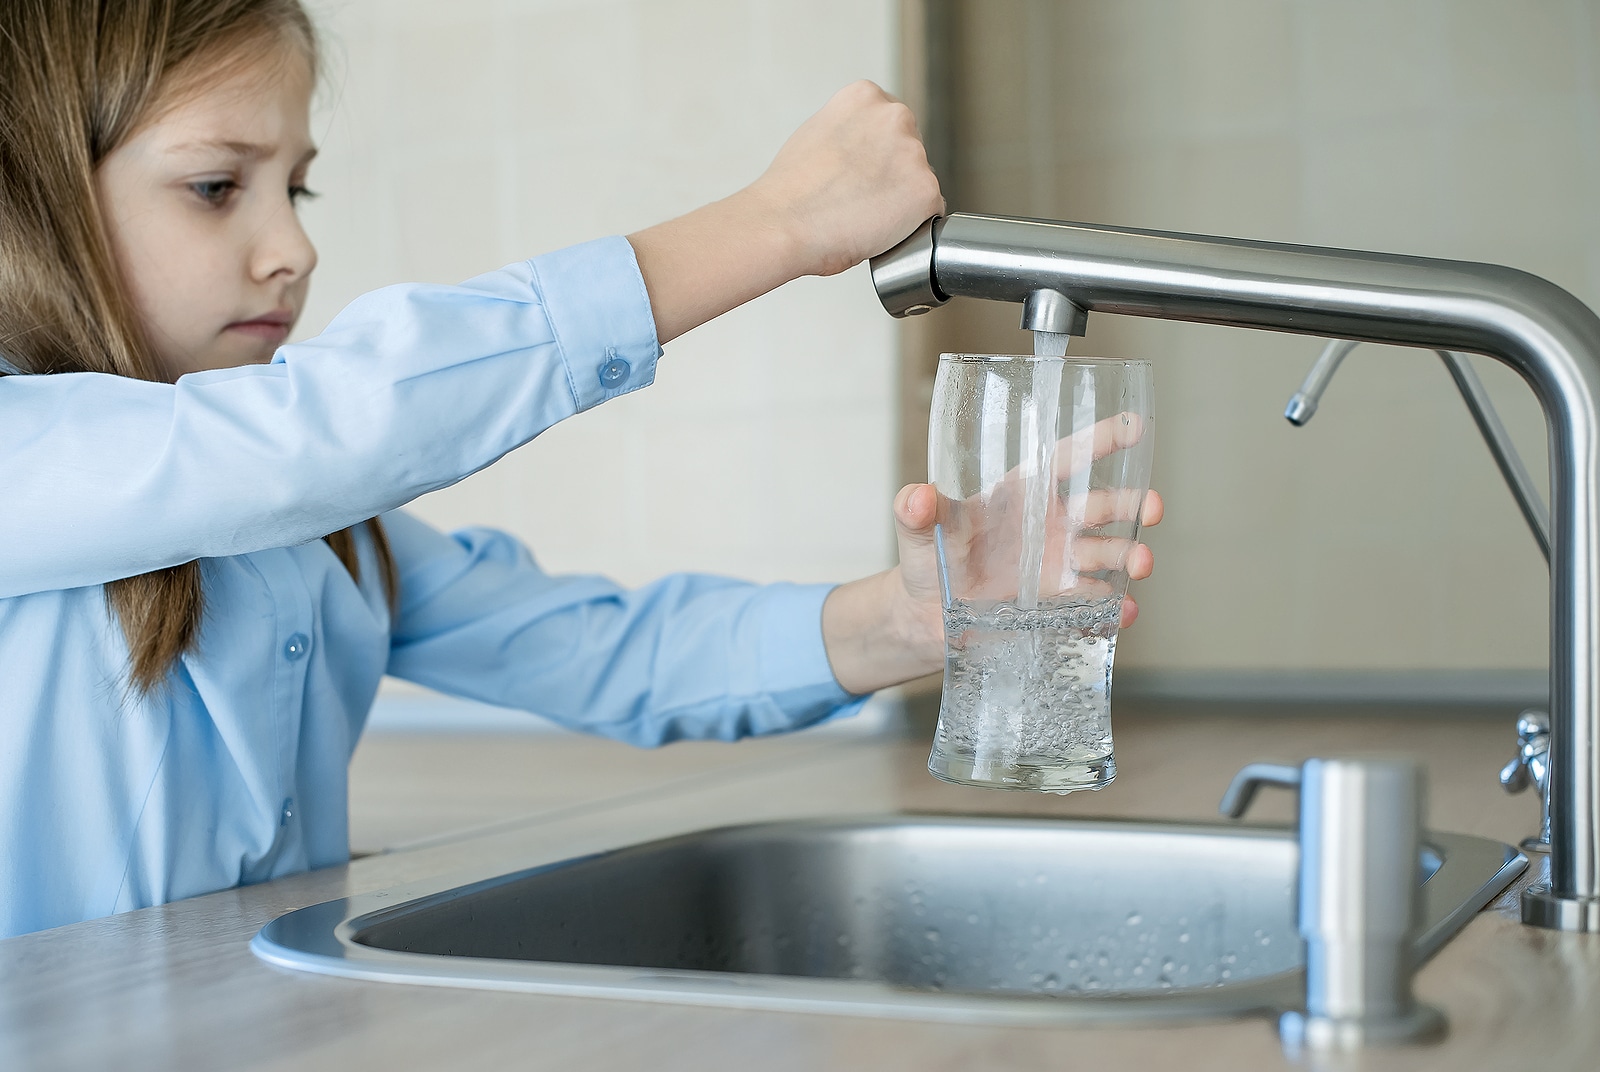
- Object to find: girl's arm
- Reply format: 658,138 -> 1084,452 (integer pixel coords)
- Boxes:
0,239 -> 661,598
382,511 -> 863,742
0,82 -> 940,599
628,81 -> 942,344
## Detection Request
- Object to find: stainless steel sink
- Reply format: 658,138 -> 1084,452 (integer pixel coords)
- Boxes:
253,816 -> 1524,1025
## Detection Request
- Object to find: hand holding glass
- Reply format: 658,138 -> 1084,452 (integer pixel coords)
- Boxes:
927,355 -> 1155,792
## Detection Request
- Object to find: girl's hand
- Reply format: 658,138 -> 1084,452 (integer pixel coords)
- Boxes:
748,80 -> 944,278
820,485 -> 1164,697
628,81 -> 941,343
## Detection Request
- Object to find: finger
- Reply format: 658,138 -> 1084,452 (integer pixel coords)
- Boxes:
894,483 -> 938,533
1067,535 -> 1138,574
1120,597 -> 1140,629
1125,542 -> 1155,582
1142,489 -> 1164,527
1064,537 -> 1155,579
1071,487 -> 1148,527
1053,411 -> 1148,480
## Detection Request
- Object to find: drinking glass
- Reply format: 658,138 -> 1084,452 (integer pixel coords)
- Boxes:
927,354 -> 1155,792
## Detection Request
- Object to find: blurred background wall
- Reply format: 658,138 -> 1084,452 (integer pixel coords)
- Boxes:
900,0 -> 1600,703
296,0 -> 901,728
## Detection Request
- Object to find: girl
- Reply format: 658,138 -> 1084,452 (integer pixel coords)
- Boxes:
0,0 -> 1160,938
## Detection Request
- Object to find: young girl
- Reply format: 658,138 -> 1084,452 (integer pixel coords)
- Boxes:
0,0 -> 1159,938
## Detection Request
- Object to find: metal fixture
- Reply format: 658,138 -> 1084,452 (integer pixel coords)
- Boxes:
1222,759 -> 1447,1049
1284,338 -> 1551,561
870,212 -> 1600,932
1502,709 -> 1554,853
254,815 -> 1523,1024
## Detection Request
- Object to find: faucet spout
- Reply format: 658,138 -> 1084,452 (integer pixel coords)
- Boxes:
871,212 -> 1600,931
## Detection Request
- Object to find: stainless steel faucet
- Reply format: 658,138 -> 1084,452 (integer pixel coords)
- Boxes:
871,212 -> 1600,932
1284,338 -> 1552,561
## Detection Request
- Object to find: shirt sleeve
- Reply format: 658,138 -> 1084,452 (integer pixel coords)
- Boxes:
381,510 -> 866,745
0,237 -> 660,598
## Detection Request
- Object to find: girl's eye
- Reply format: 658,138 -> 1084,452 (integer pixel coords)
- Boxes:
288,185 -> 319,206
188,178 -> 238,206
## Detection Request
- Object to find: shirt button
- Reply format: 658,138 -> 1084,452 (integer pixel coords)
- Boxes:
283,633 -> 310,661
280,797 -> 295,827
599,357 -> 630,389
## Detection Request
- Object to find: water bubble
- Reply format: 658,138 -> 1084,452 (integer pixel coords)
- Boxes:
1259,935 -> 1272,947
1221,952 -> 1237,965
1158,974 -> 1174,989
1177,932 -> 1191,944
1162,958 -> 1176,973
925,929 -> 941,943
1066,955 -> 1080,970
1043,973 -> 1062,990
1125,912 -> 1142,926
1220,968 -> 1233,980
1085,976 -> 1103,990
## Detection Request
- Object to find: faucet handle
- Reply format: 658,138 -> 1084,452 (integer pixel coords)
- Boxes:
1218,762 -> 1302,818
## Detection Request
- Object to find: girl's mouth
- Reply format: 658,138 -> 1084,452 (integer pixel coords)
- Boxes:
224,310 -> 295,342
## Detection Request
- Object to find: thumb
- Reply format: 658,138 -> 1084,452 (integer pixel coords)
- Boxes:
893,483 -> 942,602
893,482 -> 937,541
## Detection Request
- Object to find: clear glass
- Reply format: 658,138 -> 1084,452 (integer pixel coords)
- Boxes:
927,354 -> 1155,793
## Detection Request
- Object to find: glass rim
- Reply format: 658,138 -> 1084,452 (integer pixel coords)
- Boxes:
937,353 -> 1152,366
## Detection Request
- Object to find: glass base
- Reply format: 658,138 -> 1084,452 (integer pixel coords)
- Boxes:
927,743 -> 1116,794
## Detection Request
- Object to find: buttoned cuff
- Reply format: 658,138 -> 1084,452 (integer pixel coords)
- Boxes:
526,235 -> 663,413
754,582 -> 869,728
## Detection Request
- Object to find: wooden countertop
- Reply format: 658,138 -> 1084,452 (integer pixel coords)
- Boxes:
4,711 -> 1598,1071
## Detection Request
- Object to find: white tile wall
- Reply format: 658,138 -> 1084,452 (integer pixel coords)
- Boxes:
296,0 -> 900,597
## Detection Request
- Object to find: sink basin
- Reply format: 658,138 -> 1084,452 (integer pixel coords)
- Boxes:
253,816 -> 1524,1025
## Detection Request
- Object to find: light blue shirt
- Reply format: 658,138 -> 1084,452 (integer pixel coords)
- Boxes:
0,237 -> 861,938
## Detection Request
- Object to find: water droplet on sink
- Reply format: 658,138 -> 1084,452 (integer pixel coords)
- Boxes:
1125,912 -> 1142,926
1177,932 -> 1190,943
925,929 -> 941,943
837,934 -> 851,946
1158,974 -> 1174,989
1035,872 -> 1048,885
1220,968 -> 1233,980
1085,976 -> 1102,990
1162,958 -> 1176,973
1066,955 -> 1079,970
966,913 -> 979,925
1043,973 -> 1062,990
1031,971 -> 1045,985
1259,935 -> 1271,946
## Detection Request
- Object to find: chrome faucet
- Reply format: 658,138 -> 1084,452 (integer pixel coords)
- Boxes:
1284,338 -> 1552,561
871,212 -> 1600,932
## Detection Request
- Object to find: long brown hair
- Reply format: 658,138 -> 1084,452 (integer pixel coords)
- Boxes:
0,0 -> 396,694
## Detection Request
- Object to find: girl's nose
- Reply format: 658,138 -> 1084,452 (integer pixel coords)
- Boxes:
251,200 -> 318,284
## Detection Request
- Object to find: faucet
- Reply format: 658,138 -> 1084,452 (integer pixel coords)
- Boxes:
1284,338 -> 1552,560
871,212 -> 1600,932
1285,340 -> 1556,851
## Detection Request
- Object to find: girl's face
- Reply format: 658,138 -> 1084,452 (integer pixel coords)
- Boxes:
95,48 -> 318,380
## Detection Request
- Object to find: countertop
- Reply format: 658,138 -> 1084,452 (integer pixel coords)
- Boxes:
4,709 -> 1598,1071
